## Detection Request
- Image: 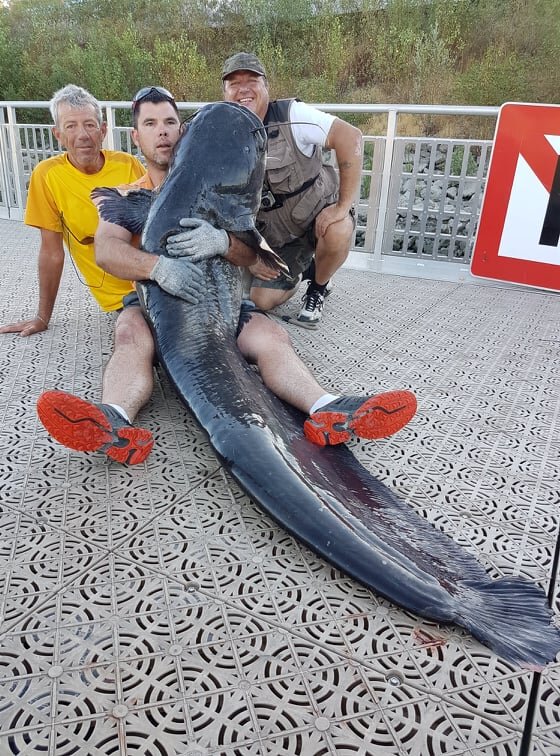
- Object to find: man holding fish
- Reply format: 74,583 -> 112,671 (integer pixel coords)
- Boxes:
170,52 -> 362,328
11,84 -> 415,464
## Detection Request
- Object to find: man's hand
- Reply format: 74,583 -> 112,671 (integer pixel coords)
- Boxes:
314,203 -> 350,238
166,218 -> 229,262
249,260 -> 281,281
0,316 -> 48,337
149,256 -> 206,304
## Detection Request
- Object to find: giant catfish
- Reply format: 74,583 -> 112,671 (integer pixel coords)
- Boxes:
93,101 -> 560,669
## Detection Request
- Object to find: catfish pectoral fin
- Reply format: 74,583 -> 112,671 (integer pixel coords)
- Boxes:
255,235 -> 290,274
233,230 -> 290,275
91,186 -> 153,235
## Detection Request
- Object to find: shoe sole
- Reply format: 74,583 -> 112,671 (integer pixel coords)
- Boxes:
296,306 -> 324,327
295,316 -> 321,329
37,390 -> 153,465
280,315 -> 320,330
303,390 -> 417,446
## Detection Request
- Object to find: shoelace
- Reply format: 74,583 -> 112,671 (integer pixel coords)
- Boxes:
303,290 -> 324,312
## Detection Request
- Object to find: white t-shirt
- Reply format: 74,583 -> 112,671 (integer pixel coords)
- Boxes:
288,101 -> 336,157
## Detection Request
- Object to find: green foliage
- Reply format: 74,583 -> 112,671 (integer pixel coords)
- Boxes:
449,145 -> 478,176
0,9 -> 23,99
453,46 -> 531,106
0,0 -> 557,134
153,37 -> 215,101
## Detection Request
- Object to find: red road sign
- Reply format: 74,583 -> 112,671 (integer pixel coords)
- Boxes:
471,102 -> 560,291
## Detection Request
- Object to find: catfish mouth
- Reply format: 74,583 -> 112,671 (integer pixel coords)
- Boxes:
219,100 -> 266,138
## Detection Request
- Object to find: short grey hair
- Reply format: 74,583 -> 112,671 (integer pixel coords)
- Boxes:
49,84 -> 103,127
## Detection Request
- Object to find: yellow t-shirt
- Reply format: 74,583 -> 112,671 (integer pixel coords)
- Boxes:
24,150 -> 145,311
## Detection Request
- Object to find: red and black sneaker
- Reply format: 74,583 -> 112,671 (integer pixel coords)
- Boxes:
37,390 -> 153,464
304,390 -> 417,447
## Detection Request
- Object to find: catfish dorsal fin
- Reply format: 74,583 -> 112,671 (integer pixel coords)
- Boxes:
91,186 -> 153,236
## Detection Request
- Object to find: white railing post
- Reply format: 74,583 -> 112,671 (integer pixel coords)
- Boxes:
373,108 -> 397,262
7,106 -> 25,220
104,103 -> 116,150
0,106 -> 9,219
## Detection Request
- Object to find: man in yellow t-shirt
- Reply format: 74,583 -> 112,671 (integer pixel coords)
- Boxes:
35,85 -> 189,464
24,144 -> 144,312
0,84 -> 158,463
0,84 -> 145,333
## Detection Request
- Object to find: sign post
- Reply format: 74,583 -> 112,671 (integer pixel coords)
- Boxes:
471,102 -> 560,291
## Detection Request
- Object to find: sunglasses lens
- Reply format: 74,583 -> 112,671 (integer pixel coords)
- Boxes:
132,86 -> 175,110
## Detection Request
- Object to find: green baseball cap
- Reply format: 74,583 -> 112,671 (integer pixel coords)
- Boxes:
222,52 -> 267,80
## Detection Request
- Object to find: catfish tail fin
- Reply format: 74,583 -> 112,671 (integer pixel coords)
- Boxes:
458,577 -> 560,669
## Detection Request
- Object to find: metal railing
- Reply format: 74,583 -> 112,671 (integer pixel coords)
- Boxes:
0,101 -> 500,282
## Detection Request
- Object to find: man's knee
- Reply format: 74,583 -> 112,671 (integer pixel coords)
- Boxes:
238,312 -> 292,359
321,215 -> 354,249
114,308 -> 154,352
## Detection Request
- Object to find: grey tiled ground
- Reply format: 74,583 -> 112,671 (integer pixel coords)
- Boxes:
0,218 -> 559,755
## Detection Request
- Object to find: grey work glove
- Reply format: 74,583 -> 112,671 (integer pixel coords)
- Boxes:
149,256 -> 206,304
166,218 -> 229,262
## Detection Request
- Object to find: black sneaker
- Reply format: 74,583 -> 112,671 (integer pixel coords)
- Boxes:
304,391 -> 417,446
37,390 -> 153,464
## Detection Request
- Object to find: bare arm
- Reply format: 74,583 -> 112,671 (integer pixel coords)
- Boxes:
315,118 -> 363,238
95,218 -> 157,280
0,228 -> 64,336
226,235 -> 258,267
96,217 -> 258,278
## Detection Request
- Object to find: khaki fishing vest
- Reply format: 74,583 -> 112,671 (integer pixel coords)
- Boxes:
257,98 -> 339,249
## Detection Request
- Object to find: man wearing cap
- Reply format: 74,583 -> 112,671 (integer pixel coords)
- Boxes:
170,52 -> 362,327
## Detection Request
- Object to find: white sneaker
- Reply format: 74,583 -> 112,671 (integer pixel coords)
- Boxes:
296,288 -> 325,327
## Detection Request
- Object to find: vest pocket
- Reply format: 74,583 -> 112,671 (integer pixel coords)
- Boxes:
290,189 -> 324,226
266,138 -> 299,193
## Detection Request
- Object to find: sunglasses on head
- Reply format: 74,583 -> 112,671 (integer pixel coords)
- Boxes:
132,86 -> 175,112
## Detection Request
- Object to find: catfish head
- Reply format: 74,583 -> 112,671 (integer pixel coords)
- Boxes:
144,101 -> 269,251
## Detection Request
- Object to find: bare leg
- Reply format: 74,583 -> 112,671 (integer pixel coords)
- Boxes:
236,309 -> 417,447
101,306 -> 155,422
313,214 -> 354,285
236,312 -> 324,413
249,283 -> 299,311
36,305 -> 155,463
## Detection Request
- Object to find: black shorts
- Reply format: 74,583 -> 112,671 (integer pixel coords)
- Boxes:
122,291 -> 141,309
121,291 -> 266,338
252,206 -> 356,292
